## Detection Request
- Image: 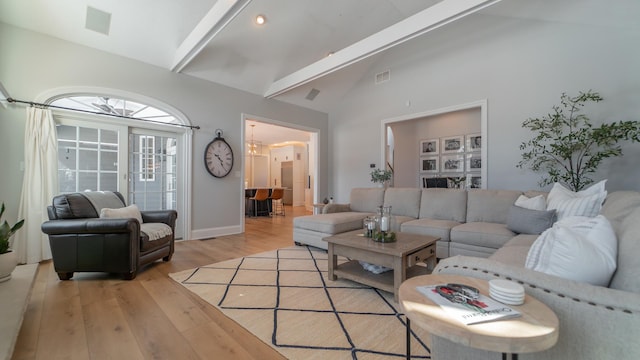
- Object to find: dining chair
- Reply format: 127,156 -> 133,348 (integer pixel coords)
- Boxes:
249,188 -> 270,217
269,188 -> 285,216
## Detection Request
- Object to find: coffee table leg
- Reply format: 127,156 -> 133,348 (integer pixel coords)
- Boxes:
406,317 -> 411,360
327,244 -> 337,280
394,256 -> 407,302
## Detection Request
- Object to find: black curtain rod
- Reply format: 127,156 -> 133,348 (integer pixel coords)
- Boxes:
6,98 -> 200,130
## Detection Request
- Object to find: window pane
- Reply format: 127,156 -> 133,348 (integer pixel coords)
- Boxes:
58,146 -> 77,170
79,149 -> 98,170
101,129 -> 118,144
100,173 -> 118,191
57,125 -> 76,140
78,172 -> 97,191
100,151 -> 118,171
59,170 -> 76,193
79,127 -> 98,142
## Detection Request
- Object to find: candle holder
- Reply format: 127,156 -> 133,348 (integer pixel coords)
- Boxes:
373,205 -> 396,242
363,216 -> 376,238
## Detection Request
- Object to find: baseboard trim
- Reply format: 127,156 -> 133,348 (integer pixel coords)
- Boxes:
189,225 -> 242,240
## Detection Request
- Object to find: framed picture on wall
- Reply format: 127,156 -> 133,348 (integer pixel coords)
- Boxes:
441,154 -> 464,172
466,153 -> 482,172
420,139 -> 439,155
420,156 -> 439,173
467,174 -> 482,189
466,133 -> 482,152
441,136 -> 464,154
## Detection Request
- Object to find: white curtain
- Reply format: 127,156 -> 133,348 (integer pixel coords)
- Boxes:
13,107 -> 58,264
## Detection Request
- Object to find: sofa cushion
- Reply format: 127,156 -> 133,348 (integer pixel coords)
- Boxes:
350,188 -> 385,213
140,225 -> 173,252
489,245 -> 530,267
609,206 -> 640,293
100,204 -> 143,224
502,234 -> 538,248
525,215 -> 617,287
383,188 -> 421,218
515,194 -> 546,211
546,180 -> 607,220
506,205 -> 556,235
466,190 -> 522,223
401,218 -> 462,242
451,222 -> 516,249
419,189 -> 467,222
293,212 -> 370,234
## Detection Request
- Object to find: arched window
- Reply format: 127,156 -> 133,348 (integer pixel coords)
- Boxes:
50,95 -> 180,125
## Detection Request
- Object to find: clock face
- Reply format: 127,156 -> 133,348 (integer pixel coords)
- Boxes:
204,138 -> 234,178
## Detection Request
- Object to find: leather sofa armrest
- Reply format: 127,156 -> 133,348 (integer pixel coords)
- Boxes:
141,210 -> 178,227
41,218 -> 139,235
322,203 -> 351,214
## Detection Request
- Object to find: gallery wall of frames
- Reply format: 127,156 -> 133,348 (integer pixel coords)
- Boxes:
419,133 -> 482,189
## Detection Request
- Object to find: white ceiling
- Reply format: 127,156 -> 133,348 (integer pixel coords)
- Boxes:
1,0 -> 638,143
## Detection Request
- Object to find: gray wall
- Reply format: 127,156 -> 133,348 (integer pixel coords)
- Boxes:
328,11 -> 640,202
0,23 -> 329,233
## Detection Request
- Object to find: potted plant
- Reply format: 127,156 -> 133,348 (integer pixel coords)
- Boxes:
370,168 -> 393,188
0,202 -> 24,282
517,90 -> 640,191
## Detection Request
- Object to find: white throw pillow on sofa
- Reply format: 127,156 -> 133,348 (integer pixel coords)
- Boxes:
546,180 -> 607,220
515,194 -> 547,211
100,204 -> 143,224
525,215 -> 617,286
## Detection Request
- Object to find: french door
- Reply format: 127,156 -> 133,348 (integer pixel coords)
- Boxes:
55,116 -> 186,239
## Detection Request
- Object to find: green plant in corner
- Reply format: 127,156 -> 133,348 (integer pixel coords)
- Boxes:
370,168 -> 393,184
0,203 -> 24,254
517,90 -> 640,191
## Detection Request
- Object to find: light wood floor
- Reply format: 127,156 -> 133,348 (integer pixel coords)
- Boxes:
13,206 -> 311,360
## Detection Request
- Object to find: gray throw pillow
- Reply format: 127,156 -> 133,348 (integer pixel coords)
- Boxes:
507,205 -> 557,234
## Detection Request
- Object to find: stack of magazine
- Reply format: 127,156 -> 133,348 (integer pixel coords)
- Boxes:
416,284 -> 521,325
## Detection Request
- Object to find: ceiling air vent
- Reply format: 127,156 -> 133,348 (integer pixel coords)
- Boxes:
375,70 -> 390,84
85,6 -> 112,36
305,88 -> 320,101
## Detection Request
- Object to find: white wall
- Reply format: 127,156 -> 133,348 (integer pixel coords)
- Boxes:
0,23 -> 329,236
328,12 -> 640,201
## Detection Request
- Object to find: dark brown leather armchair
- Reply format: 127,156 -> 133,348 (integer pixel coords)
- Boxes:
41,191 -> 177,280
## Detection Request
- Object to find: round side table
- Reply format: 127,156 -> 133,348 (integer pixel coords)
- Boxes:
399,274 -> 559,360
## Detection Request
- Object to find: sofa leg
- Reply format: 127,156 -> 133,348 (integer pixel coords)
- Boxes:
122,272 -> 137,280
163,254 -> 173,262
57,272 -> 73,280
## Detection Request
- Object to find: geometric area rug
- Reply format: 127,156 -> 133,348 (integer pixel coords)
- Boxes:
169,246 -> 431,359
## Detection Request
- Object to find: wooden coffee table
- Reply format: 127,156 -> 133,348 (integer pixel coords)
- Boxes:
399,274 -> 559,359
323,230 -> 439,302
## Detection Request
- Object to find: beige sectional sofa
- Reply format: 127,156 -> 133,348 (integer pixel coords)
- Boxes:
293,187 -> 538,259
293,187 -> 640,359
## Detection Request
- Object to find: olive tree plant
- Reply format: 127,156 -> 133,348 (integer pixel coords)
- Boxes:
517,90 -> 640,191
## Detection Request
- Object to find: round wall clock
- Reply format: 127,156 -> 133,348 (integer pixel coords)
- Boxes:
204,130 -> 234,178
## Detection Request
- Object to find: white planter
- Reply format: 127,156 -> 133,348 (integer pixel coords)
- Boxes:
0,250 -> 18,283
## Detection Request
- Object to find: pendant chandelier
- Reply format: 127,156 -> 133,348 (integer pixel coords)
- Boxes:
247,124 -> 261,155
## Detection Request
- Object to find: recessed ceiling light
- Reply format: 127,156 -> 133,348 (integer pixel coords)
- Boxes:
255,15 -> 266,25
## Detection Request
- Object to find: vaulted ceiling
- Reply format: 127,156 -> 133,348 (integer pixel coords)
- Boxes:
1,0 -> 638,118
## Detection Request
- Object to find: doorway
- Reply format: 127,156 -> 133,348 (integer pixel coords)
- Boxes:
242,114 -> 320,219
